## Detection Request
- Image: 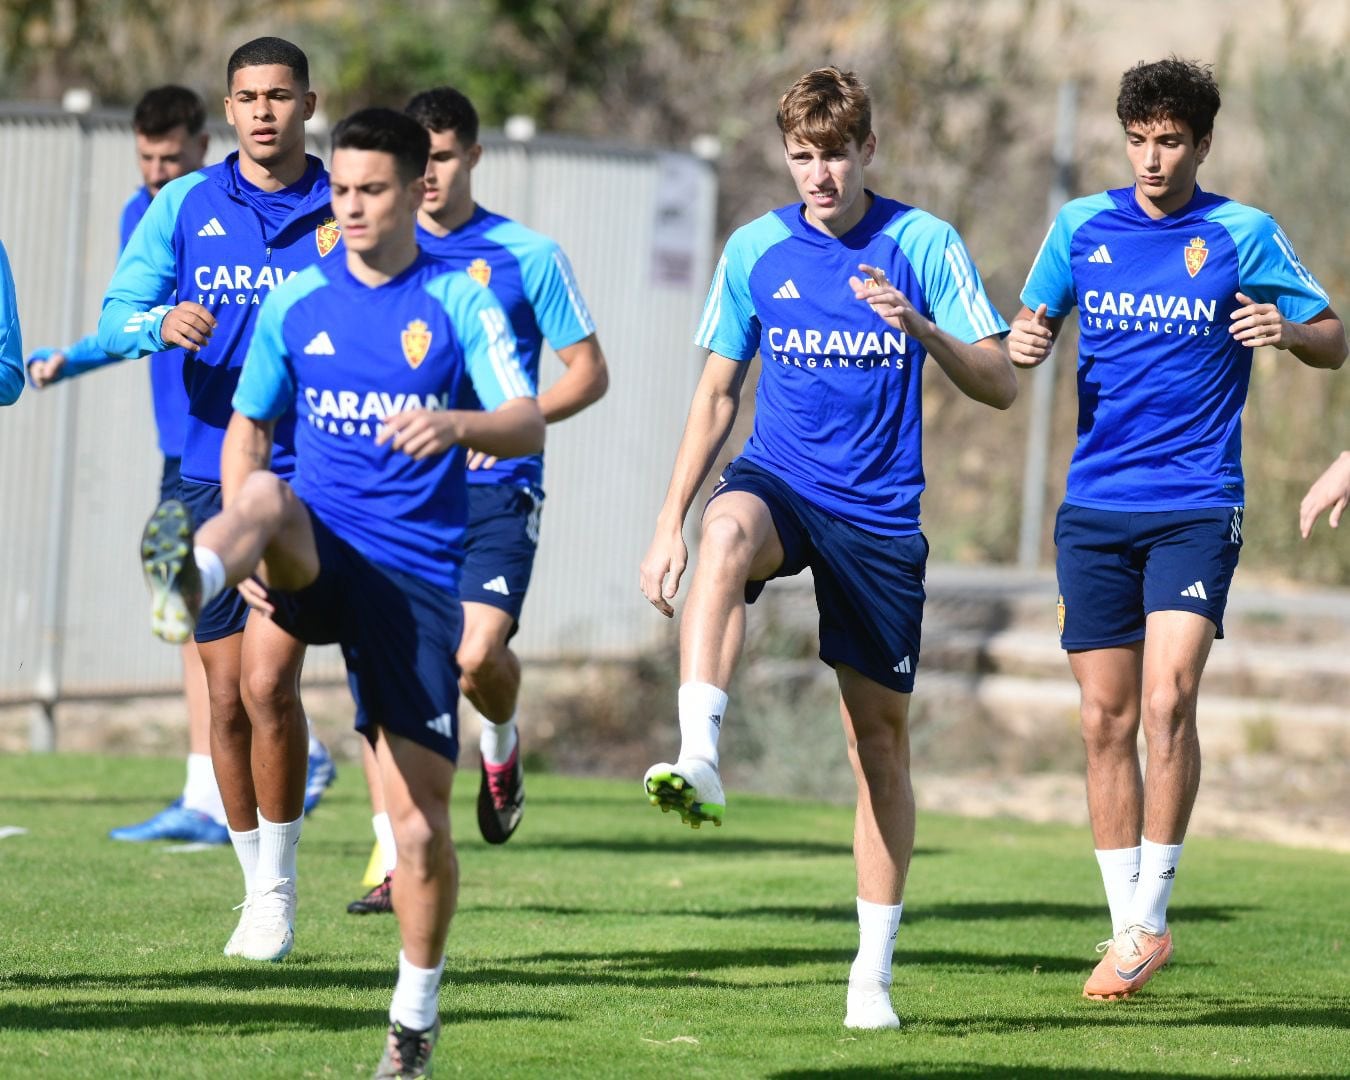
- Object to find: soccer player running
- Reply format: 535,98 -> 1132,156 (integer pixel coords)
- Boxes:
139,106 -> 542,1079
0,240 -> 21,405
97,38 -> 341,960
26,86 -> 231,845
639,67 -> 1015,1029
1008,58 -> 1346,1001
347,86 -> 608,914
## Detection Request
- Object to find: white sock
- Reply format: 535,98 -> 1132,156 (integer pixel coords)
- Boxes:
390,950 -> 445,1031
1094,846 -> 1142,935
479,714 -> 518,766
229,827 -> 260,895
373,812 -> 398,874
849,896 -> 903,991
181,753 -> 227,825
256,810 -> 302,886
677,682 -> 728,767
194,546 -> 226,606
1126,838 -> 1182,934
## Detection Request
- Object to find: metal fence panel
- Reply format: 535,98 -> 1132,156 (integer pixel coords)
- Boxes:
0,107 -> 715,705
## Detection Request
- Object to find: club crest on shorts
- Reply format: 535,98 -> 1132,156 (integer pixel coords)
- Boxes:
1184,236 -> 1208,278
466,258 -> 492,288
316,217 -> 341,257
1056,594 -> 1065,637
401,319 -> 433,369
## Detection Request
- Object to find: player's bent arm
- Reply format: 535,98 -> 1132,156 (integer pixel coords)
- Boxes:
538,334 -> 609,423
1285,309 -> 1347,371
920,327 -> 1018,409
653,353 -> 748,530
220,412 -> 276,508
378,397 -> 545,462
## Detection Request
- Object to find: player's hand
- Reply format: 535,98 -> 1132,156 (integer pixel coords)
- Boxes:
1299,451 -> 1350,539
376,408 -> 461,460
160,302 -> 217,351
849,264 -> 933,338
236,575 -> 276,617
1230,292 -> 1290,350
639,526 -> 688,618
27,351 -> 67,388
1008,304 -> 1054,367
466,449 -> 499,471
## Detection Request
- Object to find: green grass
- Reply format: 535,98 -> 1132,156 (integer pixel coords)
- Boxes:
0,755 -> 1346,1078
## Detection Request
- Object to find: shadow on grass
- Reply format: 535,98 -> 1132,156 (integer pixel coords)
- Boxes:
907,902 -> 1256,925
0,999 -> 564,1034
772,1068 -> 1350,1080
514,837 -> 946,858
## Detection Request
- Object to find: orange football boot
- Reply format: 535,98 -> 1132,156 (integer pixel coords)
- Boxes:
1083,924 -> 1173,1000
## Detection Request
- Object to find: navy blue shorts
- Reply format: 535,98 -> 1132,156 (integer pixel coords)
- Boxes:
708,457 -> 927,693
177,478 -> 252,643
270,511 -> 465,763
1054,502 -> 1244,649
159,455 -> 181,505
459,482 -> 543,625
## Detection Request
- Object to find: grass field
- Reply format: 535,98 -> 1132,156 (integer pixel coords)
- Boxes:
0,754 -> 1346,1079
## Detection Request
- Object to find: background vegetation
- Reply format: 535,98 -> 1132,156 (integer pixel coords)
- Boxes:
2,0 -> 1347,582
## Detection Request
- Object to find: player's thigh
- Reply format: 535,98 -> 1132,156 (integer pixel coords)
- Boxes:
1139,506 -> 1242,638
1067,642 -> 1144,719
1055,503 -> 1144,649
836,662 -> 912,749
1140,609 -> 1216,710
458,601 -> 515,665
257,489 -> 321,593
701,490 -> 786,580
240,607 -> 307,694
375,728 -> 456,831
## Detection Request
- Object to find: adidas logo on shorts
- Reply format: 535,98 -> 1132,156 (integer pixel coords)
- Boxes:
1180,580 -> 1208,600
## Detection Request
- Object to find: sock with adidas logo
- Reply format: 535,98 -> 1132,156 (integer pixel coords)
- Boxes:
677,682 -> 727,767
1094,845 -> 1141,935
849,896 -> 903,992
1125,838 -> 1182,934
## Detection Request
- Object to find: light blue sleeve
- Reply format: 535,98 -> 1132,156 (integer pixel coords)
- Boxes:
1209,203 -> 1332,325
233,267 -> 326,421
431,273 -> 535,411
26,334 -> 119,384
494,224 -> 596,349
693,214 -> 788,361
0,241 -> 22,405
1020,194 -> 1112,317
97,173 -> 205,358
890,210 -> 1008,343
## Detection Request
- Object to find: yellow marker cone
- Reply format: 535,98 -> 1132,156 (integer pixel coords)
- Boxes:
361,840 -> 385,887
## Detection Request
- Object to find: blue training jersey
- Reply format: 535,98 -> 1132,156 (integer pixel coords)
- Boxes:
1022,185 -> 1331,511
30,187 -> 191,456
97,153 -> 341,484
696,192 -> 1007,536
233,251 -> 535,592
0,240 -> 22,406
416,207 -> 595,489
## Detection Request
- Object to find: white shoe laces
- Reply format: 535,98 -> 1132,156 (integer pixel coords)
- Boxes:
249,877 -> 295,934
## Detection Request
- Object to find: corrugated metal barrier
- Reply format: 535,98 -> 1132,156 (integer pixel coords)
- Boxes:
0,104 -> 717,737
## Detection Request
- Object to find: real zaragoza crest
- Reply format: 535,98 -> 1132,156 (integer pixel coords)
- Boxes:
316,217 -> 341,257
466,258 -> 492,287
1056,594 -> 1065,637
401,319 -> 432,369
1183,236 -> 1208,278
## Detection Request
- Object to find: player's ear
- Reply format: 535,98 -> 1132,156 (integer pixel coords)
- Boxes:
1194,132 -> 1212,165
860,131 -> 876,166
467,142 -> 483,170
302,91 -> 317,122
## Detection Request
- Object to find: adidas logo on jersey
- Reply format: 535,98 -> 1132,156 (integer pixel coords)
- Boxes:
1087,244 -> 1112,264
426,713 -> 454,738
197,217 -> 227,237
892,655 -> 912,675
483,576 -> 510,596
304,331 -> 336,356
1181,580 -> 1208,600
772,279 -> 801,299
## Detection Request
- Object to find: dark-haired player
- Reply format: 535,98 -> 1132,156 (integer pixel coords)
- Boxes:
139,107 -> 541,1079
1009,57 -> 1346,1000
98,38 -> 340,960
